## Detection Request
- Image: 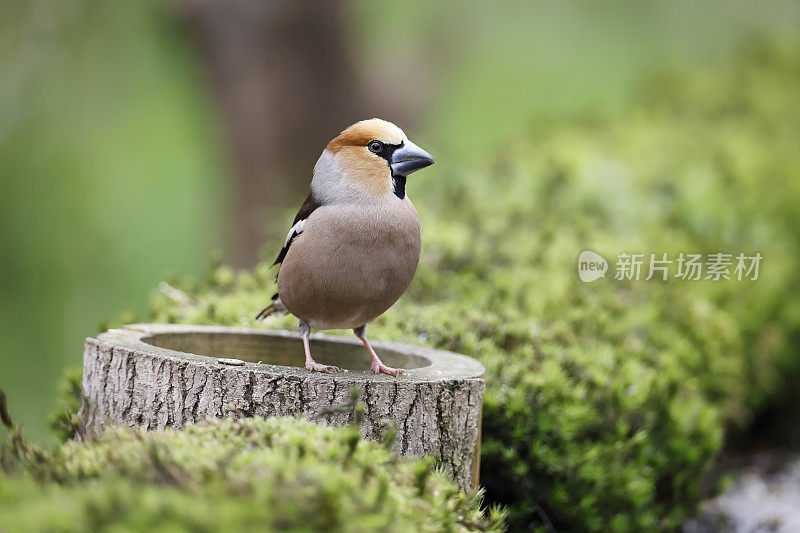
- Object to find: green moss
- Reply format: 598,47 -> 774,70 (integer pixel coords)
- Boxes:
633,36 -> 800,425
0,416 -> 504,532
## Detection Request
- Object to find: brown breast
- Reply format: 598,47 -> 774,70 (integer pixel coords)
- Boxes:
277,199 -> 421,330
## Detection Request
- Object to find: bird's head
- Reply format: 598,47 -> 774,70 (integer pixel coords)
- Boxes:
311,118 -> 435,204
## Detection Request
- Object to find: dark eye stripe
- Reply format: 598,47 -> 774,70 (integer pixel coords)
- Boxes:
376,141 -> 402,163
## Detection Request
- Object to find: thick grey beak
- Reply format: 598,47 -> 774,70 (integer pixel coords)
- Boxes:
390,139 -> 435,177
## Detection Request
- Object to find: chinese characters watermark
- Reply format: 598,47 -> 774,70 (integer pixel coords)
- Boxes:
578,251 -> 762,282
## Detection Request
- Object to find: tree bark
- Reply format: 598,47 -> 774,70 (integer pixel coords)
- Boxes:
79,324 -> 484,490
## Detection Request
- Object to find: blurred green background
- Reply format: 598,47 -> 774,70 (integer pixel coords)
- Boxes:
1,0 -> 799,446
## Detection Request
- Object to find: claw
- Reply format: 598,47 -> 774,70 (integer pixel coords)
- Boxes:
306,361 -> 341,374
370,361 -> 407,376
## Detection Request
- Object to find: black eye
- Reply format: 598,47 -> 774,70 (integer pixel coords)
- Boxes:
367,140 -> 383,154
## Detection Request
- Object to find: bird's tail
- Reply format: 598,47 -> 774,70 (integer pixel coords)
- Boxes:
255,293 -> 287,322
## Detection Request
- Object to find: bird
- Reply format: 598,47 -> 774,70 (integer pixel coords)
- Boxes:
256,118 -> 435,376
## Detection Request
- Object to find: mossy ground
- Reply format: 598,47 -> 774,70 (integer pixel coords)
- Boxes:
1,408 -> 504,532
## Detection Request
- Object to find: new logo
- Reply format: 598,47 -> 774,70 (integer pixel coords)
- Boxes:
578,251 -> 608,282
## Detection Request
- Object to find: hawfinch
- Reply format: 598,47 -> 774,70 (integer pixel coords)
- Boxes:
257,118 -> 435,376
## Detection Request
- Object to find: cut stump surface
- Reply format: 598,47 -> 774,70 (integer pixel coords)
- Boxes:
79,324 -> 485,490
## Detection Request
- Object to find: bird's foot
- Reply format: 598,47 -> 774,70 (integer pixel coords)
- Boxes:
370,361 -> 407,376
305,361 -> 341,373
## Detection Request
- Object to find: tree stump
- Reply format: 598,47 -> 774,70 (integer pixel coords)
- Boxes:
79,324 -> 485,490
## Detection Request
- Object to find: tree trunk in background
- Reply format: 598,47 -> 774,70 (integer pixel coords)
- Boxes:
178,0 -> 363,266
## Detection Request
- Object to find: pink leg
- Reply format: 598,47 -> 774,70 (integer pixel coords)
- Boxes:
354,326 -> 406,376
300,320 -> 340,373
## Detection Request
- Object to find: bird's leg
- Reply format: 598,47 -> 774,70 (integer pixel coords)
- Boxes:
353,325 -> 407,376
300,320 -> 340,373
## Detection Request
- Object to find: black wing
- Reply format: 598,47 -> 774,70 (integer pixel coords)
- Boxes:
272,192 -> 320,266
